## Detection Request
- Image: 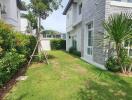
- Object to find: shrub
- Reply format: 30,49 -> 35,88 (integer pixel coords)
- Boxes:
105,57 -> 120,72
105,48 -> 132,73
0,51 -> 26,86
69,47 -> 81,57
0,20 -> 36,58
50,39 -> 66,50
0,21 -> 36,87
14,33 -> 36,59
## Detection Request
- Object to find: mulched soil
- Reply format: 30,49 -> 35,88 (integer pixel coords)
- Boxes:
0,65 -> 28,100
117,72 -> 132,77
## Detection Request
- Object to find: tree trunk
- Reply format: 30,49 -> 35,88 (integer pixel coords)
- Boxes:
128,64 -> 132,73
115,43 -> 124,73
116,43 -> 121,64
37,16 -> 41,52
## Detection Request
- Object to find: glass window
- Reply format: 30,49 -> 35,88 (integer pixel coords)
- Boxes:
124,40 -> 132,57
87,22 -> 93,55
87,48 -> 93,55
88,31 -> 93,46
79,3 -> 82,15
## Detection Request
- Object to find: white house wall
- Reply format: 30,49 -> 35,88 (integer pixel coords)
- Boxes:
74,24 -> 82,52
20,18 -> 28,33
66,24 -> 82,52
0,0 -> 21,31
66,6 -> 73,32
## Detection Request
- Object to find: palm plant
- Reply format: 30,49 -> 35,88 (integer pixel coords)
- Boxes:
103,13 -> 132,73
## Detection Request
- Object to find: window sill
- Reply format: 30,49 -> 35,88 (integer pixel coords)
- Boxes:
110,1 -> 132,8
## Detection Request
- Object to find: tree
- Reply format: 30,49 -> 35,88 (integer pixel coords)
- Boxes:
27,0 -> 62,65
30,0 -> 62,38
103,13 -> 132,73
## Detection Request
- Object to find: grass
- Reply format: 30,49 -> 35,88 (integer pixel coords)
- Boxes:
4,51 -> 132,100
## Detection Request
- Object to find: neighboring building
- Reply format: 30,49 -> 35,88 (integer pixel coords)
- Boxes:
63,0 -> 132,69
0,0 -> 25,31
41,30 -> 66,40
42,33 -> 66,40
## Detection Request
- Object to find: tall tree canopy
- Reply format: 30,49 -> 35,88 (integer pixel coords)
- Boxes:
29,0 -> 62,38
30,0 -> 62,19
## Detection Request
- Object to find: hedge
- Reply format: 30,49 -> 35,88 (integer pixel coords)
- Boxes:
50,39 -> 66,50
0,21 -> 36,87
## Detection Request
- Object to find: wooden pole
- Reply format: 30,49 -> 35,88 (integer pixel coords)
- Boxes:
28,40 -> 39,66
28,16 -> 49,66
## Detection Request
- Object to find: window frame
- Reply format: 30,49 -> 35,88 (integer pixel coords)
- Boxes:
87,22 -> 93,56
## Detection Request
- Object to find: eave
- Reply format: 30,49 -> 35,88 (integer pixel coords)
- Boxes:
63,0 -> 73,15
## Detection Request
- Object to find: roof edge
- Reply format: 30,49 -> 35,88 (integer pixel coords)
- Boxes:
63,0 -> 73,15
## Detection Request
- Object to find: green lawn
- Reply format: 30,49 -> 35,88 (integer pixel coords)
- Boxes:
4,51 -> 132,100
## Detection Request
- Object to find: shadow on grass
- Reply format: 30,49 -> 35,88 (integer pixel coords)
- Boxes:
16,93 -> 28,100
77,72 -> 132,100
5,93 -> 28,100
64,51 -> 81,58
47,54 -> 56,59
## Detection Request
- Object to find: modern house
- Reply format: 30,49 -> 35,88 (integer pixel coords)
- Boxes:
0,0 -> 26,31
63,0 -> 132,69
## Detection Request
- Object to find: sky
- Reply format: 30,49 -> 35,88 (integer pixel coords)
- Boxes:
42,0 -> 68,33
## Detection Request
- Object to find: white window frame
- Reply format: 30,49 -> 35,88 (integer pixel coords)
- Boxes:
123,41 -> 132,57
86,22 -> 93,56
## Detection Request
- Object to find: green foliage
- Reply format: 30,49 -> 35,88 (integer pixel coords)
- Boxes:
69,47 -> 81,57
119,49 -> 132,72
14,32 -> 36,59
103,13 -> 132,73
50,39 -> 66,50
105,57 -> 120,72
0,21 -> 36,87
31,0 -> 61,19
34,52 -> 45,63
0,21 -> 15,55
0,51 -> 26,86
103,13 -> 132,44
105,49 -> 132,72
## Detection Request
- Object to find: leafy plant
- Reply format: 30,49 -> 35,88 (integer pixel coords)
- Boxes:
105,57 -> 120,72
0,21 -> 36,87
103,13 -> 132,73
0,51 -> 26,86
119,48 -> 132,73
